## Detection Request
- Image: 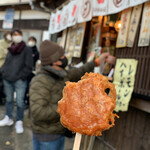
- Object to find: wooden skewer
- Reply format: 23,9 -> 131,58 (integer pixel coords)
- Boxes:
73,133 -> 82,150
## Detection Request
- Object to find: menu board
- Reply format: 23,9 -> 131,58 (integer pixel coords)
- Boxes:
113,59 -> 138,112
138,2 -> 150,47
127,4 -> 142,47
116,8 -> 132,48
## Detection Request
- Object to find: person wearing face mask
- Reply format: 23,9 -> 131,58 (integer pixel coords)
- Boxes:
0,29 -> 33,134
28,36 -> 39,70
29,40 -> 115,150
23,36 -> 39,108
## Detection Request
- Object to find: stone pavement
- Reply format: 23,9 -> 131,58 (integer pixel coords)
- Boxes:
0,105 -> 74,150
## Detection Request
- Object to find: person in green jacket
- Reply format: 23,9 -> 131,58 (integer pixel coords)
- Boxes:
0,31 -> 12,68
29,40 -> 115,150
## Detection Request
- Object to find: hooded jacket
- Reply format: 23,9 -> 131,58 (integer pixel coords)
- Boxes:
29,60 -> 95,134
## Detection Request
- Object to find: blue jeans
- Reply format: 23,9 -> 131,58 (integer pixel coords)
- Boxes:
33,135 -> 65,150
3,79 -> 27,121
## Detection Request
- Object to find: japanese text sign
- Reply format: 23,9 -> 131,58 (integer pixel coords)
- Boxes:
116,8 -> 132,48
138,1 -> 150,47
61,5 -> 69,30
55,10 -> 62,33
108,0 -> 128,14
68,1 -> 78,27
92,0 -> 108,16
77,0 -> 92,23
49,12 -> 56,34
127,4 -> 142,47
113,59 -> 138,112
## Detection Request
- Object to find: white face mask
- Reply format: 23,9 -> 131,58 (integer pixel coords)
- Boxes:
6,34 -> 12,41
12,35 -> 22,43
28,41 -> 35,47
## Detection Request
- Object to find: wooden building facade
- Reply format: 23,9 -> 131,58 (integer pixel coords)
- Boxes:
79,4 -> 150,150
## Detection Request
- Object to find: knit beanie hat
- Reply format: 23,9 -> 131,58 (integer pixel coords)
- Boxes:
40,40 -> 65,66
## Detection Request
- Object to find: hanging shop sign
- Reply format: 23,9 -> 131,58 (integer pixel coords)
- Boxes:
127,4 -> 142,47
77,0 -> 92,23
3,9 -> 14,29
116,8 -> 132,48
138,1 -> 150,47
55,10 -> 62,33
108,0 -> 128,14
129,0 -> 148,7
113,59 -> 138,112
92,0 -> 108,16
68,1 -> 78,27
49,12 -> 56,34
61,5 -> 69,31
49,0 -> 149,34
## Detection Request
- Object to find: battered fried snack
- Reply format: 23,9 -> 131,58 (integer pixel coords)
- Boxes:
57,72 -> 119,136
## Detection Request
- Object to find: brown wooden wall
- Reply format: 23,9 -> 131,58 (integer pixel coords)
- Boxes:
80,106 -> 150,150
115,6 -> 150,97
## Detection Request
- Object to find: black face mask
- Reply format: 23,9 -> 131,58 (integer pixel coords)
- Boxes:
58,56 -> 68,68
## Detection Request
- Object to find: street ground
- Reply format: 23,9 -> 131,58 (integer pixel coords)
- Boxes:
0,105 -> 74,150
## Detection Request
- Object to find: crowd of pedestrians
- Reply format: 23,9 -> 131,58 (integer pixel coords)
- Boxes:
0,29 -> 39,134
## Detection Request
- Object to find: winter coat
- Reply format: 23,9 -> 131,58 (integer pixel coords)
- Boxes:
0,39 -> 11,68
1,46 -> 33,82
31,46 -> 39,69
29,60 -> 95,134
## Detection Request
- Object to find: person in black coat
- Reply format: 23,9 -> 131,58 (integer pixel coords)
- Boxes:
0,29 -> 33,134
24,37 -> 39,107
28,36 -> 39,70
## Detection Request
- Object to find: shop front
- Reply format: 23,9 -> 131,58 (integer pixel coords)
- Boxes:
49,0 -> 150,149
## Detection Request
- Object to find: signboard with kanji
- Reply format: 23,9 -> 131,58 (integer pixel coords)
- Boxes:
61,5 -> 69,31
77,0 -> 92,23
55,10 -> 62,33
92,0 -> 108,16
138,2 -> 150,47
113,59 -> 138,112
68,1 -> 78,27
127,4 -> 142,47
49,12 -> 56,34
116,8 -> 132,48
108,0 -> 128,14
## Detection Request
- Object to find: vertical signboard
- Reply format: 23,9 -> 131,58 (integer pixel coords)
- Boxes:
138,2 -> 150,47
3,9 -> 14,29
116,8 -> 132,48
127,4 -> 142,47
108,0 -> 128,14
92,0 -> 108,16
77,0 -> 92,23
113,59 -> 138,112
